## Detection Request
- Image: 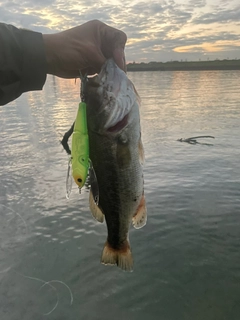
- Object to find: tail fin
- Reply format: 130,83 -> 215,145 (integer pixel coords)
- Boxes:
101,240 -> 133,272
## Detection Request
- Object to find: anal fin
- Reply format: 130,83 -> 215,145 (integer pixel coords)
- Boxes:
89,189 -> 104,223
132,195 -> 147,229
101,240 -> 133,272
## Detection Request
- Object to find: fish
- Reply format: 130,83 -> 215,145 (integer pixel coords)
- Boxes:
86,59 -> 147,271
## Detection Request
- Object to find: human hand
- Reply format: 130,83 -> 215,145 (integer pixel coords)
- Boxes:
42,20 -> 127,78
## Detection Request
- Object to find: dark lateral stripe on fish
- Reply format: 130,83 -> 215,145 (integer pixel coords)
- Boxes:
107,113 -> 129,133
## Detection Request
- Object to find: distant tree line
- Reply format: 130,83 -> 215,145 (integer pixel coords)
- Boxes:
127,59 -> 240,71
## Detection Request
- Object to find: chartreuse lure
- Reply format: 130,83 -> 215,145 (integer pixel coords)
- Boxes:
65,74 -> 90,198
71,100 -> 89,188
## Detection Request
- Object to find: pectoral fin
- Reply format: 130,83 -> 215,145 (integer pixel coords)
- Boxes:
132,195 -> 147,229
138,138 -> 145,165
89,189 -> 104,223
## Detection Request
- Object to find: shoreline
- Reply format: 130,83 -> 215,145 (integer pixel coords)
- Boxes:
127,59 -> 240,72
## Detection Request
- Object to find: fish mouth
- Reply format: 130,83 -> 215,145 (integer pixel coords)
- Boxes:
87,59 -> 135,134
107,113 -> 129,133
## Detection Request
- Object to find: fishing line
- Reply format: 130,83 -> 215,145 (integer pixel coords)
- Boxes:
0,203 -> 28,274
0,203 -> 28,234
1,268 -> 74,316
40,280 -> 73,305
13,270 -> 59,316
0,204 -> 74,315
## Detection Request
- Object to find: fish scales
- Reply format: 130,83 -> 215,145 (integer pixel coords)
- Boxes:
86,59 -> 147,271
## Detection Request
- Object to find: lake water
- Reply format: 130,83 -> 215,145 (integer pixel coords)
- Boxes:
0,70 -> 240,320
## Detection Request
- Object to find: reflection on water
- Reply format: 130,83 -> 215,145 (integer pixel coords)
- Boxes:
1,71 -> 240,320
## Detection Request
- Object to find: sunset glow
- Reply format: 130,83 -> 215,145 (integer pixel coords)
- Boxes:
0,0 -> 239,61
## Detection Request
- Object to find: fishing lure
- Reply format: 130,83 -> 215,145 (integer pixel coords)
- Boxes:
71,99 -> 89,188
64,73 -> 89,198
62,74 -> 99,203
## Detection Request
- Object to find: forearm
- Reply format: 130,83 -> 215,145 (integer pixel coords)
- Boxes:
0,23 -> 47,106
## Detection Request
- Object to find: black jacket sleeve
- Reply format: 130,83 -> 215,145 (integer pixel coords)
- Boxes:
0,23 -> 47,106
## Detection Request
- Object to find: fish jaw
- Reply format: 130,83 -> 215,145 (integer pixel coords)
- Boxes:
86,59 -> 138,134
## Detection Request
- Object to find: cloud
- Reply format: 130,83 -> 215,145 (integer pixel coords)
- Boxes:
128,1 -> 165,15
0,0 -> 239,61
192,5 -> 240,24
174,40 -> 240,53
187,0 -> 206,8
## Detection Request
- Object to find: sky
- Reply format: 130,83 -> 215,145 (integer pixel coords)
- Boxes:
0,0 -> 240,62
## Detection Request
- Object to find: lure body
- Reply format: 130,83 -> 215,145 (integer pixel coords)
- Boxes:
71,101 -> 89,188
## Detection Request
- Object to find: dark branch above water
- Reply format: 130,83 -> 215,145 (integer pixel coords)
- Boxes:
177,136 -> 215,145
127,59 -> 240,71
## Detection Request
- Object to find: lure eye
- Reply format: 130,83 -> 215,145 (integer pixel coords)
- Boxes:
78,178 -> 82,183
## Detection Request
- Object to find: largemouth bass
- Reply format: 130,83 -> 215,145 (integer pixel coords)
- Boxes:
86,59 -> 147,271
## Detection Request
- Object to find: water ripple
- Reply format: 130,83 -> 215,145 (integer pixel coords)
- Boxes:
1,71 -> 240,319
